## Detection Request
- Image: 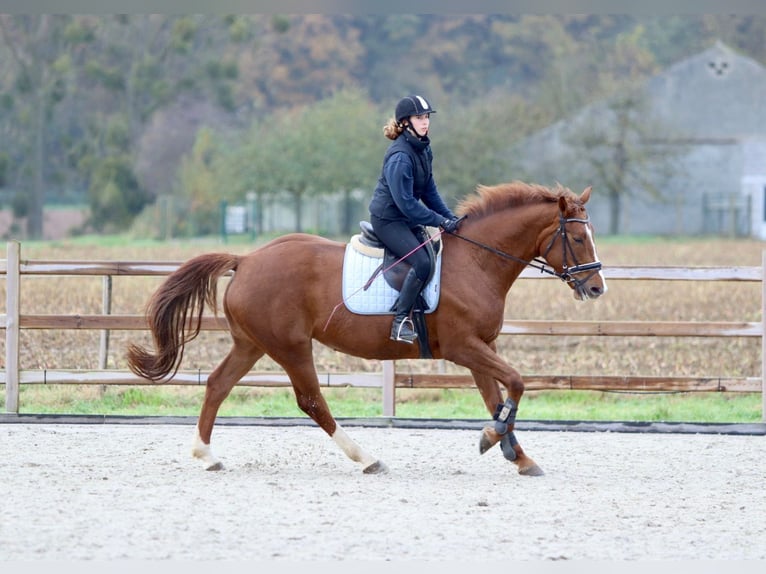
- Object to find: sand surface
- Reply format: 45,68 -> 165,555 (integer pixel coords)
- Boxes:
1,422 -> 764,562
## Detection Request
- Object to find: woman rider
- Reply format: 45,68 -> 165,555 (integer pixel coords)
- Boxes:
368,95 -> 461,343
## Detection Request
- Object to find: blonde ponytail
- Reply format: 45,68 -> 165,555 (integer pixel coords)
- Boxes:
383,117 -> 404,140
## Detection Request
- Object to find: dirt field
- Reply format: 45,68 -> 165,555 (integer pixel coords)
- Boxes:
1,422 -> 764,562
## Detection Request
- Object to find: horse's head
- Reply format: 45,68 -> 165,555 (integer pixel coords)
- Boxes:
456,181 -> 607,300
540,186 -> 607,300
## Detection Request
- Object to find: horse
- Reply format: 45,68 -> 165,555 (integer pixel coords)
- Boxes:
126,181 -> 607,476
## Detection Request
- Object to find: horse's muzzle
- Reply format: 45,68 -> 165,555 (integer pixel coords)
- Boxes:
574,282 -> 605,301
567,262 -> 606,301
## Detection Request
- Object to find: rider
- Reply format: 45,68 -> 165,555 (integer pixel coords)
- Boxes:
368,95 -> 462,344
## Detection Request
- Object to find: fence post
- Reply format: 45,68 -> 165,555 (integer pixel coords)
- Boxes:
762,250 -> 766,422
98,275 -> 112,369
382,360 -> 395,416
5,241 -> 20,413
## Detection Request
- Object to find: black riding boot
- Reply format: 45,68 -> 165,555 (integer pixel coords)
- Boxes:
390,268 -> 425,344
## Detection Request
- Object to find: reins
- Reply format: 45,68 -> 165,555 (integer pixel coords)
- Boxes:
450,229 -> 555,277
451,213 -> 602,288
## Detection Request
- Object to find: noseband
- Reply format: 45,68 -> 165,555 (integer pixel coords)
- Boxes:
451,213 -> 602,289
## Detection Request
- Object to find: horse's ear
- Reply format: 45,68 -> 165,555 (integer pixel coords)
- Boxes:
580,186 -> 592,204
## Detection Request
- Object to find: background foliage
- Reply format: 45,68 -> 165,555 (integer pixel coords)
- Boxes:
0,15 -> 764,238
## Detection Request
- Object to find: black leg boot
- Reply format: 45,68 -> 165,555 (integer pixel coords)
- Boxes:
390,268 -> 424,343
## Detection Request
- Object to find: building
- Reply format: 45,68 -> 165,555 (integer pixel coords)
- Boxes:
515,41 -> 766,237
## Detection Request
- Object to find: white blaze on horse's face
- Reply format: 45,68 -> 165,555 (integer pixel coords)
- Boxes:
580,223 -> 608,300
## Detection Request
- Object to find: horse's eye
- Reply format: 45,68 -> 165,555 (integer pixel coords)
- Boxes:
573,236 -> 584,244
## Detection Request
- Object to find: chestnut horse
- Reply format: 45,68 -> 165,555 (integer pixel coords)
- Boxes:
127,181 -> 606,476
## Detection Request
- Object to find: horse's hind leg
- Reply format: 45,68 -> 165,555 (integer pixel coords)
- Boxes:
277,344 -> 387,474
192,338 -> 264,471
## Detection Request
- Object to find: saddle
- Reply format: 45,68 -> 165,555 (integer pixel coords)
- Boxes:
355,220 -> 441,291
345,221 -> 443,359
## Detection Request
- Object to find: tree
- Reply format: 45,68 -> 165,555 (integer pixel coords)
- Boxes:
85,15 -> 237,142
175,127 -> 221,236
86,155 -> 148,232
435,88 -> 549,205
242,15 -> 365,111
510,28 -> 687,235
210,89 -> 381,235
560,35 -> 685,235
134,96 -> 239,200
74,15 -> 244,231
0,15 -> 760,240
269,108 -> 316,232
0,15 -> 90,238
212,121 -> 276,237
300,88 -> 381,234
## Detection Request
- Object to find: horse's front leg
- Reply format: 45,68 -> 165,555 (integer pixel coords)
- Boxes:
470,369 -> 544,476
469,367 -> 504,453
450,342 -> 544,476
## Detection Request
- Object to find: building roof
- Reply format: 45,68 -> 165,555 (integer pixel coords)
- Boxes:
514,41 -> 766,181
645,41 -> 766,140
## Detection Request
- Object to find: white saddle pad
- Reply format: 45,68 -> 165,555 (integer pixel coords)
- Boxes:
341,238 -> 442,315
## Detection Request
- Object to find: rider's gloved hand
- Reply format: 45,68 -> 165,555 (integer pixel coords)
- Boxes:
441,217 -> 461,234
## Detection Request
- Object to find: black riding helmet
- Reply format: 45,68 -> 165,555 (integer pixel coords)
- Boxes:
395,95 -> 436,124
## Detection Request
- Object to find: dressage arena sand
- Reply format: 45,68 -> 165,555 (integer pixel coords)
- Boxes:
1,422 -> 765,565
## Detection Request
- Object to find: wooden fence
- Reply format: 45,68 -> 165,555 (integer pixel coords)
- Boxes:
1,240 -> 765,420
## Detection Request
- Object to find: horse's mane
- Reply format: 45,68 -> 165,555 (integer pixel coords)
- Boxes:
456,180 -> 574,219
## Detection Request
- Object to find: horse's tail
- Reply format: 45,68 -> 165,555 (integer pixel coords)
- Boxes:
127,253 -> 240,383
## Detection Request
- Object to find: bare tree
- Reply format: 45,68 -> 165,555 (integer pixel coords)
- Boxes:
562,88 -> 687,235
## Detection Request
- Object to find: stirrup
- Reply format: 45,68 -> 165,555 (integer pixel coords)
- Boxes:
391,316 -> 417,343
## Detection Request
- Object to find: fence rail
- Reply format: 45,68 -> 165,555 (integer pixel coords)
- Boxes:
2,241 -> 765,419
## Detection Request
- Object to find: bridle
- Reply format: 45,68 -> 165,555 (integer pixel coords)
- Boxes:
541,214 -> 603,291
450,212 -> 603,291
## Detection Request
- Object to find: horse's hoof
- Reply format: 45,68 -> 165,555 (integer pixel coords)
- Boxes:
479,426 -> 500,455
205,461 -> 224,471
518,464 -> 544,477
363,460 -> 389,474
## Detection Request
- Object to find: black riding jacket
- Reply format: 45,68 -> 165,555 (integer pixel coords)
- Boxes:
368,130 -> 455,228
